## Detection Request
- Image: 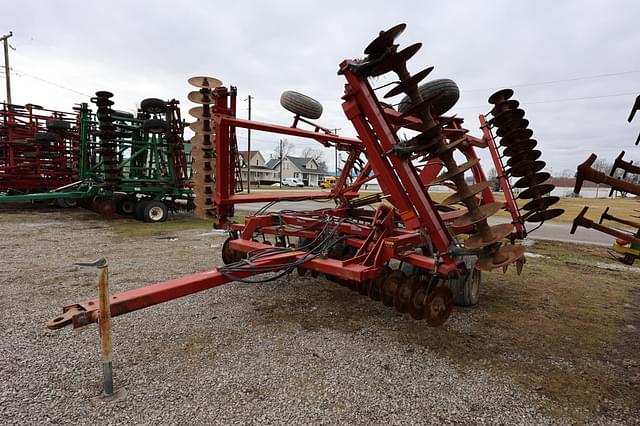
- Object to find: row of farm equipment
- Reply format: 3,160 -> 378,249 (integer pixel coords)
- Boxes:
0,94 -> 192,221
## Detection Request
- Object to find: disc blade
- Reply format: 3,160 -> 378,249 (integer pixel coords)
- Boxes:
364,23 -> 407,56
384,66 -> 435,98
188,76 -> 223,89
488,88 -> 514,105
464,223 -> 514,249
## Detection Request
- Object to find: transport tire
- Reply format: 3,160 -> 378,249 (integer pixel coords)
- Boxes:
279,90 -> 323,119
46,119 -> 71,130
55,198 -> 78,208
35,132 -> 61,141
143,200 -> 168,223
115,195 -> 137,215
449,266 -> 481,307
140,98 -> 167,114
143,118 -> 169,134
397,78 -> 460,116
134,199 -> 150,221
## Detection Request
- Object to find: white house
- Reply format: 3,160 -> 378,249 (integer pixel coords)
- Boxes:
238,151 -> 279,184
266,155 -> 325,186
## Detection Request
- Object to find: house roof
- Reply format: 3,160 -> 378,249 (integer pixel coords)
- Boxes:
265,158 -> 279,169
239,150 -> 262,163
286,156 -> 325,175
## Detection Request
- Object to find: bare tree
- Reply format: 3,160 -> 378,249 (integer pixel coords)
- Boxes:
272,139 -> 293,159
301,147 -> 324,161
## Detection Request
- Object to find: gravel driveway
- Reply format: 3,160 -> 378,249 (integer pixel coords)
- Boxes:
0,208 -> 619,425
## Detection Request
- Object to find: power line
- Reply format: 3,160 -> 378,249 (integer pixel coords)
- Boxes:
0,65 -> 92,97
461,70 -> 640,93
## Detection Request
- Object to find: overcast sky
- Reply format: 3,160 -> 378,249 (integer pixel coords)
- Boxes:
2,0 -> 639,174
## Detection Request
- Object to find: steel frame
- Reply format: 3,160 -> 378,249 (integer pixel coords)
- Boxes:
0,103 -> 80,192
49,64 -> 526,330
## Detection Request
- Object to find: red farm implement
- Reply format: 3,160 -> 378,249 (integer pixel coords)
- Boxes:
571,95 -> 640,265
0,103 -> 80,192
49,24 -> 562,330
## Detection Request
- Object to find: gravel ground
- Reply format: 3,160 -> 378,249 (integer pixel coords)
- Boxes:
0,208 -> 623,425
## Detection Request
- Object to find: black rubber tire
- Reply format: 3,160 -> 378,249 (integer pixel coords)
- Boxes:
397,78 -> 460,116
143,200 -> 168,223
35,132 -> 61,142
55,198 -> 78,208
112,110 -> 134,119
143,118 -> 169,134
449,267 -> 481,307
134,199 -> 150,221
115,195 -> 137,215
140,98 -> 167,114
279,91 -> 323,119
46,119 -> 70,130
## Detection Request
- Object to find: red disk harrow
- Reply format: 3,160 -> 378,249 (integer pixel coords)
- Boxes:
49,24 -> 562,331
0,103 -> 80,192
571,95 -> 640,265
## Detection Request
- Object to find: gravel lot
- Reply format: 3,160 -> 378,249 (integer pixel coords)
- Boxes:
0,208 -> 634,425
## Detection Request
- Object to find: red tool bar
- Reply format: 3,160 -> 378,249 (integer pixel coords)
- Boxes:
48,249 -> 311,330
220,116 -> 363,147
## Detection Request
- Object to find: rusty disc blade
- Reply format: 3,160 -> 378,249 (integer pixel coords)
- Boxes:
525,208 -> 565,223
364,23 -> 407,56
495,118 -> 529,137
442,181 -> 490,205
384,66 -> 434,98
187,90 -> 214,104
408,283 -> 429,320
426,136 -> 466,159
518,183 -> 555,199
394,277 -> 418,314
189,120 -> 216,134
488,88 -> 514,105
499,128 -> 534,146
464,223 -> 514,249
424,286 -> 453,327
188,106 -> 213,119
513,171 -> 550,188
492,109 -> 525,127
506,149 -> 542,167
370,43 -> 422,76
453,202 -> 503,227
521,196 -> 560,211
508,160 -> 546,177
433,158 -> 481,184
188,76 -> 223,89
490,99 -> 520,116
503,139 -> 537,157
380,271 -> 404,307
476,244 -> 525,271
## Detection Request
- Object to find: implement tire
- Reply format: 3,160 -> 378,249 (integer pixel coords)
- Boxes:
398,78 -> 460,116
280,91 -> 323,119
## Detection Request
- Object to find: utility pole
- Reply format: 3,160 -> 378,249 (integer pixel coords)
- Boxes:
279,139 -> 283,189
1,31 -> 13,105
245,95 -> 253,193
333,128 -> 341,176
